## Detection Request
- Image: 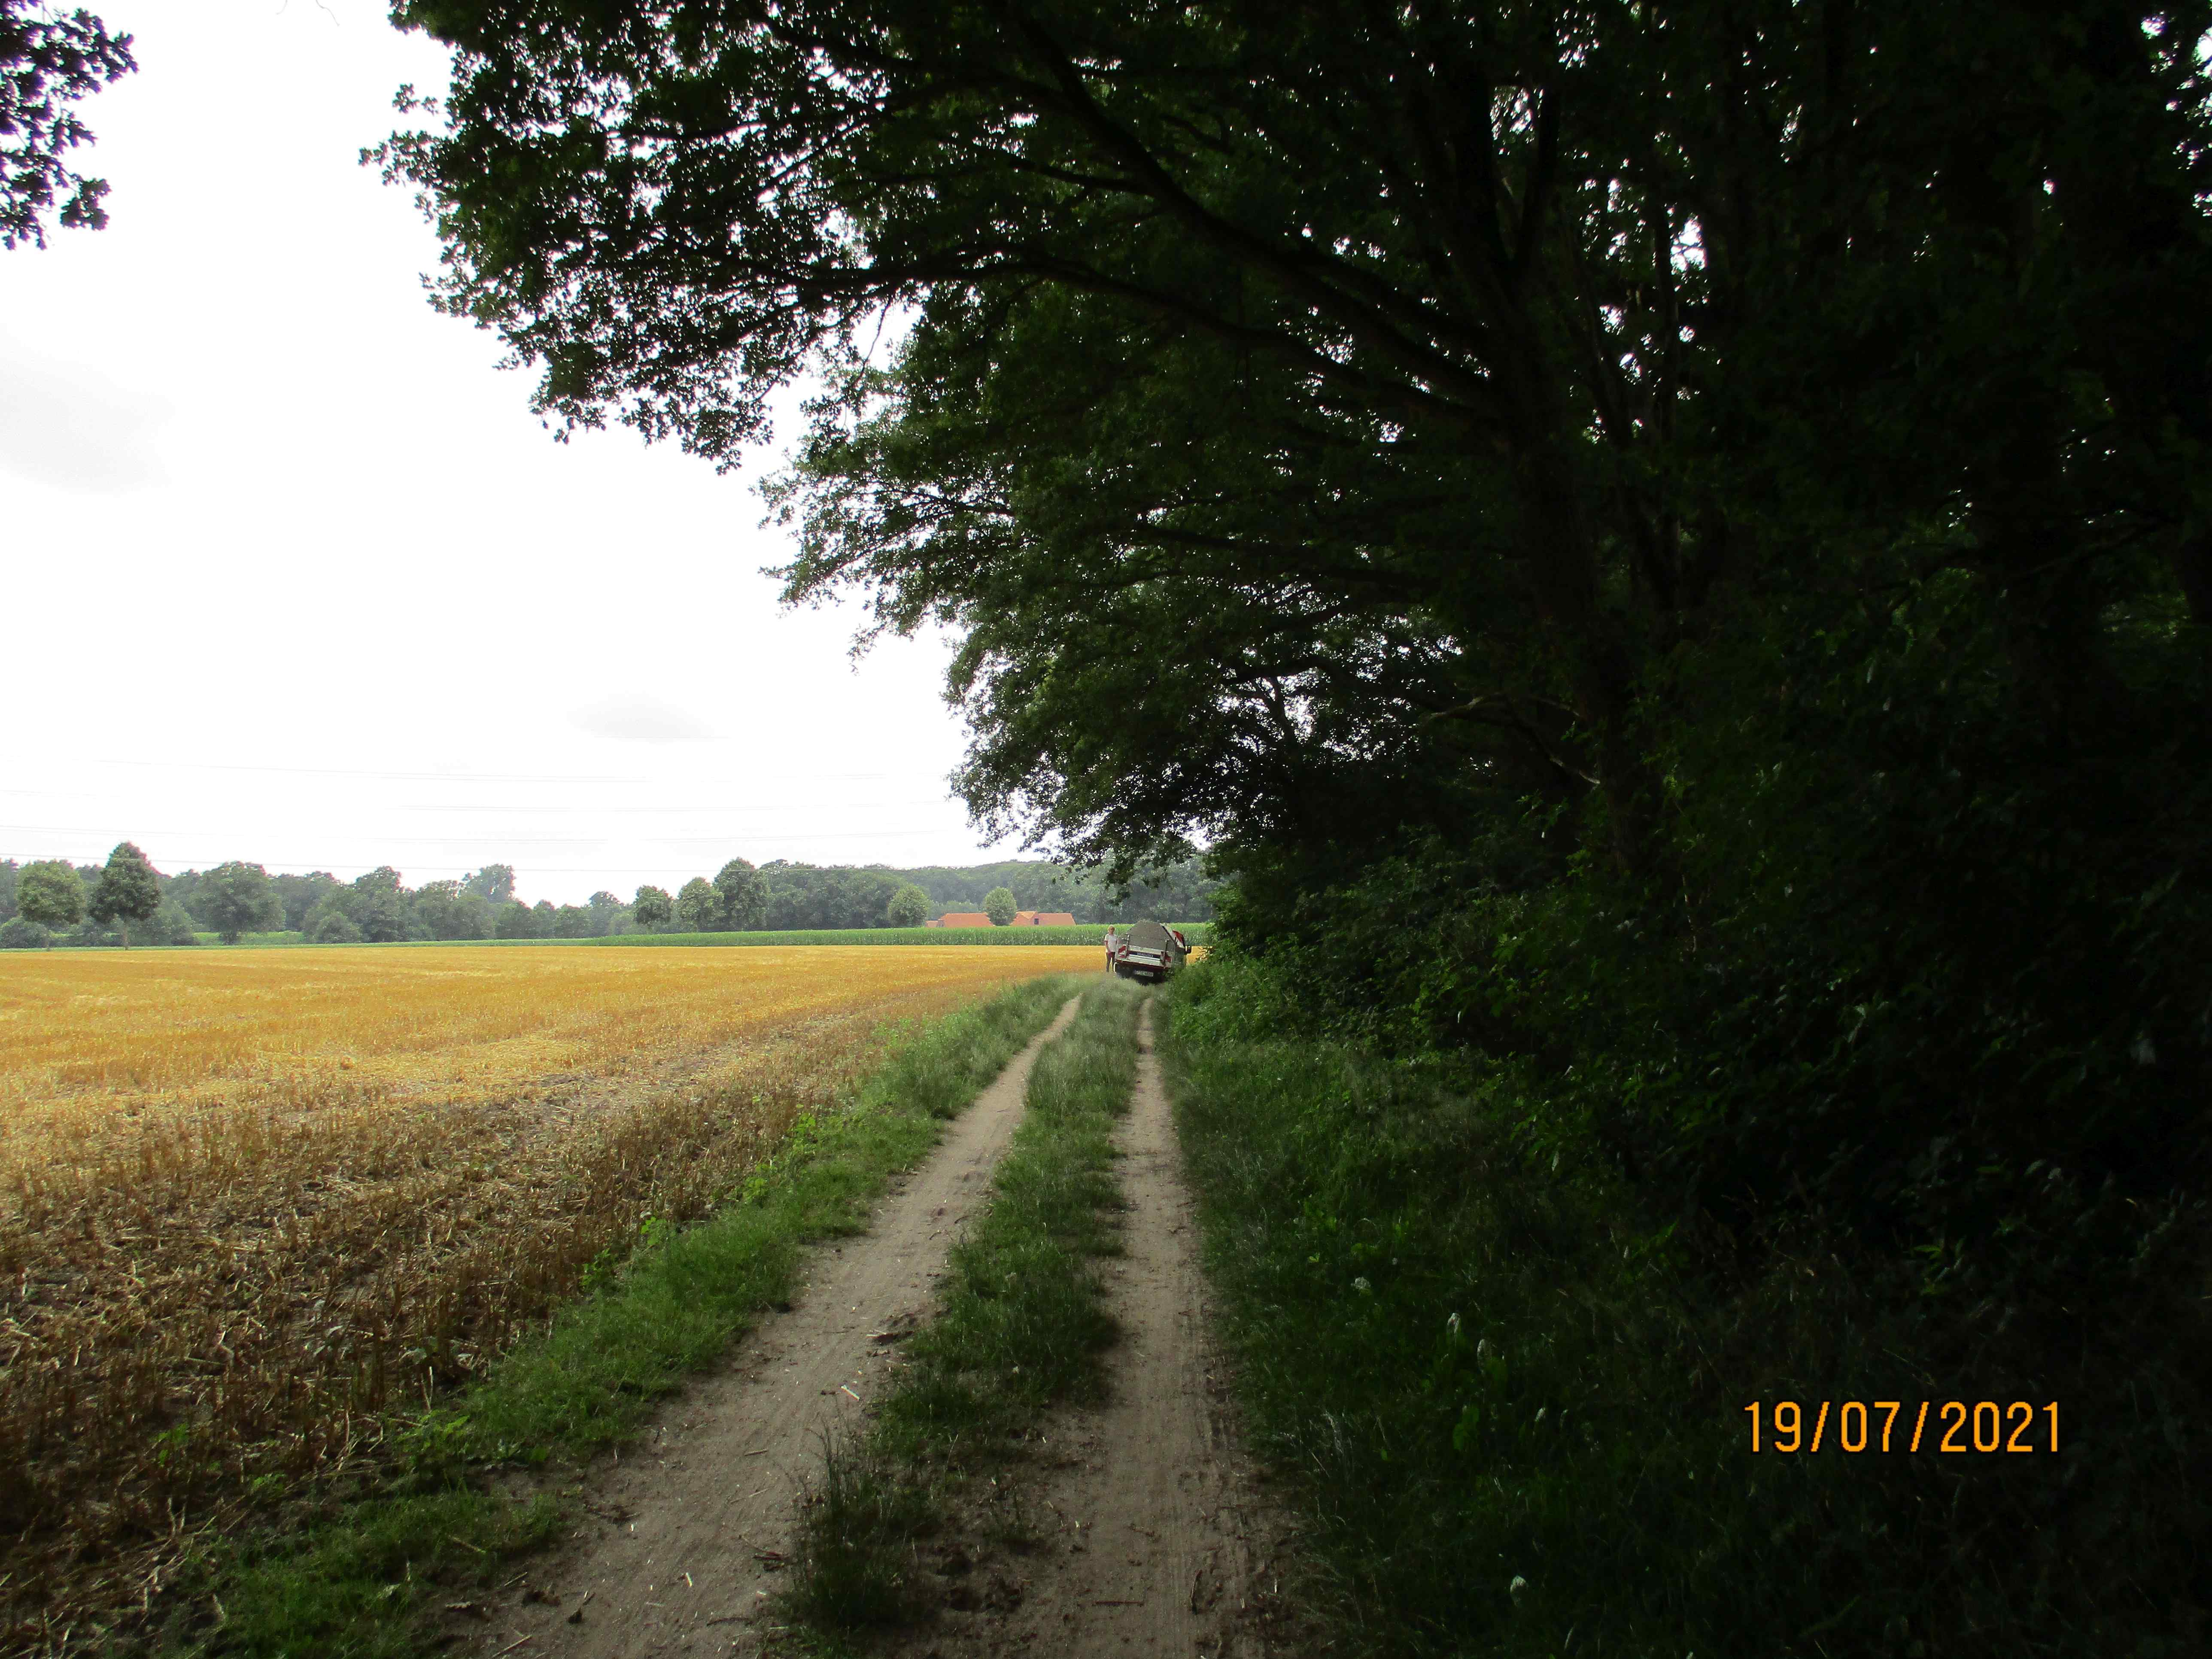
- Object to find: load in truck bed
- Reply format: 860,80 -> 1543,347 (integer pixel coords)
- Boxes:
1107,920 -> 1188,983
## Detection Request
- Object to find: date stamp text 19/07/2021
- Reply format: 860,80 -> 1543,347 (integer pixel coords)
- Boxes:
1743,1401 -> 2059,1454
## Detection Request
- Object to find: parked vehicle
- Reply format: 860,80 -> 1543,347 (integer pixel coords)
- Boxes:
1108,919 -> 1188,983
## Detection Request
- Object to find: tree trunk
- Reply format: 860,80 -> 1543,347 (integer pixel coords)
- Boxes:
1510,428 -> 1659,876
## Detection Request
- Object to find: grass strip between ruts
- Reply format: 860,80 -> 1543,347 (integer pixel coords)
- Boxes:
163,973 -> 1086,1659
790,975 -> 1149,1632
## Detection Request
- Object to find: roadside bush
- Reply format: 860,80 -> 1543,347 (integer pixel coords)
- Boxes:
494,900 -> 543,939
0,917 -> 49,950
1165,957 -> 2212,1657
146,899 -> 201,945
57,900 -> 200,948
1189,577 -> 2211,1653
1220,576 -> 2211,1299
307,911 -> 363,945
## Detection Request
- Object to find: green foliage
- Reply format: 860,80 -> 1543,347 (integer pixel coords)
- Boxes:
66,894 -> 199,950
2,853 -> 1212,951
0,0 -> 137,250
548,901 -> 595,937
981,885 -> 1017,927
712,857 -> 768,930
411,879 -> 492,941
270,870 -> 341,931
715,859 -> 1219,930
170,922 -> 1208,951
85,841 -> 161,945
761,861 -> 904,930
386,0 -> 2212,885
675,875 -> 719,933
630,883 -> 673,931
14,859 -> 83,934
1207,581 -> 2210,1300
575,923 -> 1207,948
492,899 -> 541,939
884,880 -> 930,928
145,898 -> 199,946
1164,958 -> 2211,1657
461,863 -> 515,904
874,858 -> 1219,923
789,1430 -> 939,1629
0,916 -> 49,950
196,861 -> 284,945
307,909 -> 363,945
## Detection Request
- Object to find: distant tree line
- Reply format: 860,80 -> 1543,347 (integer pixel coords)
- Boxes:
0,847 -> 196,949
0,855 -> 626,949
0,850 -> 1216,947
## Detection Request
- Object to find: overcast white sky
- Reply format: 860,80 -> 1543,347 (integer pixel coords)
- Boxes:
1,1 -> 1015,905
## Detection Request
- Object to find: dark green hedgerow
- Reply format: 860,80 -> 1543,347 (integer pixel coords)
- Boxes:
1161,954 -> 2210,1658
155,973 -> 1084,1659
790,976 -> 1148,1632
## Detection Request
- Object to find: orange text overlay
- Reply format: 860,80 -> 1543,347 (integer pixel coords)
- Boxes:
1743,1400 -> 2059,1454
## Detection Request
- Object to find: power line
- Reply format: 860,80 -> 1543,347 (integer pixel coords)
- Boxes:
0,823 -> 966,846
2,788 -> 952,815
78,758 -> 908,786
85,757 -> 654,784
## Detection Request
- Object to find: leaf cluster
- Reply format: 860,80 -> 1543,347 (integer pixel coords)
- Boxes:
0,0 -> 134,249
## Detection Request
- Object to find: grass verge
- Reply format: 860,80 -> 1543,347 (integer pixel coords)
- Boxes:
789,976 -> 1149,1633
1158,957 -> 2196,1658
154,973 -> 1085,1659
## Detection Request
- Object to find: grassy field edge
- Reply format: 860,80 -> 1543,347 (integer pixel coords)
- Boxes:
787,977 -> 1149,1635
146,925 -> 1211,951
158,972 -> 1088,1659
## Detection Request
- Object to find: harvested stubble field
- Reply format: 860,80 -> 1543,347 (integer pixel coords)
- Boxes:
0,943 -> 1093,1642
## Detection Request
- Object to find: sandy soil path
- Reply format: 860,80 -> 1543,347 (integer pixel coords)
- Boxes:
896,1000 -> 1305,1659
458,995 -> 1085,1659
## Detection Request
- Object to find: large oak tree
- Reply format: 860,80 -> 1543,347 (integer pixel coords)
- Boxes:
383,0 -> 2211,874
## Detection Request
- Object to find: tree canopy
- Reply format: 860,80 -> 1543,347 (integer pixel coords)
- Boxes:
0,0 -> 135,250
631,883 -> 674,930
462,863 -> 517,904
676,875 -> 720,932
0,849 -> 1191,946
386,0 -> 2212,878
86,841 -> 160,947
197,862 -> 283,944
712,857 -> 768,930
884,880 -> 930,927
15,859 -> 83,936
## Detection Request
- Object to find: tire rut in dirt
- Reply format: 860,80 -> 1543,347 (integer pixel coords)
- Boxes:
451,995 -> 1085,1658
873,1000 -> 1312,1659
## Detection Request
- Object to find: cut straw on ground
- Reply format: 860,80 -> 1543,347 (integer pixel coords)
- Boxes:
0,954 -> 1088,1653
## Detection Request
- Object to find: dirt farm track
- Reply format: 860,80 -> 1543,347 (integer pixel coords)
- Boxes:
0,944 -> 1096,1641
